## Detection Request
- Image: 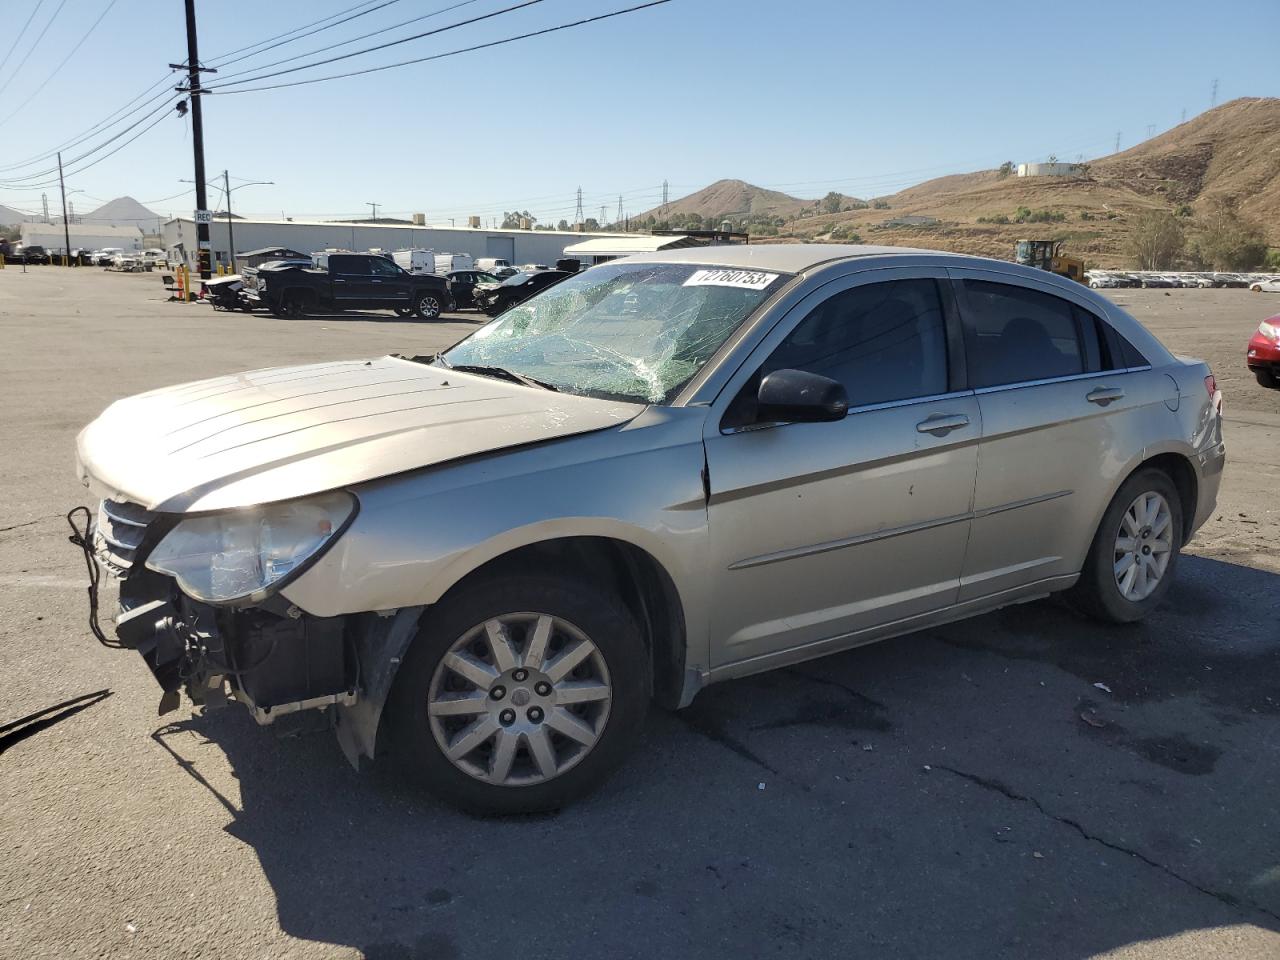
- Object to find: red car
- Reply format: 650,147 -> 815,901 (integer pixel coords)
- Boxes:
1247,314 -> 1280,388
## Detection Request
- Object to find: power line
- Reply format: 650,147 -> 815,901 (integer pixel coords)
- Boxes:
3,110 -> 172,191
204,0 -> 674,95
206,0 -> 546,91
0,0 -> 70,99
0,0 -> 46,78
209,0 -> 483,83
0,100 -> 176,188
0,0 -> 120,128
205,0 -> 399,68
0,76 -> 173,172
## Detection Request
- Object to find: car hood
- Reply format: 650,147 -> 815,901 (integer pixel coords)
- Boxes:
77,356 -> 642,513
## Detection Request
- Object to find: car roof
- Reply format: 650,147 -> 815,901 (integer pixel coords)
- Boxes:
617,242 -> 957,273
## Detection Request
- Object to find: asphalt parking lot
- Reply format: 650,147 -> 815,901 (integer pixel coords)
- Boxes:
1,268 -> 1278,960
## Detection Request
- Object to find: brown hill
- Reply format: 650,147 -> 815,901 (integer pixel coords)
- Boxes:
637,179 -> 831,222
769,98 -> 1280,267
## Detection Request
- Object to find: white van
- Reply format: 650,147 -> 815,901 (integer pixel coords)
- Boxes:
434,253 -> 475,274
391,249 -> 437,274
475,257 -> 512,273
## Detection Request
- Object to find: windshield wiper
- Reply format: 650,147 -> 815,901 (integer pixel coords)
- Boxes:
439,360 -> 559,392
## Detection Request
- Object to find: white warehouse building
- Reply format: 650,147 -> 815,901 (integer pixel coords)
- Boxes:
161,218 -> 632,271
19,221 -> 144,256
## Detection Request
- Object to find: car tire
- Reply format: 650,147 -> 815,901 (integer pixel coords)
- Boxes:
393,305 -> 415,318
387,573 -> 648,815
283,295 -> 308,319
415,292 -> 443,319
1255,368 -> 1278,388
1068,467 -> 1183,624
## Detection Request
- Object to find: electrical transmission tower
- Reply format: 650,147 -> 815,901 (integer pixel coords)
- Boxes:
661,179 -> 669,218
616,194 -> 624,225
41,193 -> 49,223
1114,131 -> 1121,153
600,205 -> 608,226
1210,78 -> 1218,107
1145,124 -> 1155,140
574,186 -> 584,226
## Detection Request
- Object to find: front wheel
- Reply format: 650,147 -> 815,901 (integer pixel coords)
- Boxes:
1068,468 -> 1183,624
393,305 -> 415,317
415,292 -> 444,319
388,574 -> 648,814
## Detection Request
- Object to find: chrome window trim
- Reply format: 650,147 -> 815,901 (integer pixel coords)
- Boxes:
698,261 -> 958,421
971,365 -> 1151,396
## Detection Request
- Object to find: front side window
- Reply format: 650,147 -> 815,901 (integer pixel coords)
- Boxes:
441,262 -> 789,403
762,278 -> 950,408
369,258 -> 401,277
962,280 -> 1095,387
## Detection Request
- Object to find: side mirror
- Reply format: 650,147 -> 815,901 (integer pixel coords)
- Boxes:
756,369 -> 848,424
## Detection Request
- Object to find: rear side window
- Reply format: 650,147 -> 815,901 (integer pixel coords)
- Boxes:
330,255 -> 370,275
962,280 -> 1097,387
762,278 -> 949,408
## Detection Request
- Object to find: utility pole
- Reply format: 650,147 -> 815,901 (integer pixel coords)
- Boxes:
223,169 -> 237,273
1210,78 -> 1218,107
366,202 -> 379,221
1114,131 -> 1121,154
57,152 -> 71,265
1145,123 -> 1155,140
173,0 -> 215,281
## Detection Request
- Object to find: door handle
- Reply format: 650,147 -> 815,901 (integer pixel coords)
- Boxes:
1086,386 -> 1125,406
334,278 -> 346,284
370,279 -> 383,284
916,413 -> 970,436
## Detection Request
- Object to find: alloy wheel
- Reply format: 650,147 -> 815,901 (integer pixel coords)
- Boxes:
1113,491 -> 1174,602
427,613 -> 612,786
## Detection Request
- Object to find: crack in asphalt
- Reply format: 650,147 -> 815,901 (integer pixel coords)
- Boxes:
783,668 -> 888,709
934,764 -> 1280,924
0,514 -> 59,535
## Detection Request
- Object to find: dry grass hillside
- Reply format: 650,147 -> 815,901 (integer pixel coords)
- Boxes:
661,99 -> 1280,267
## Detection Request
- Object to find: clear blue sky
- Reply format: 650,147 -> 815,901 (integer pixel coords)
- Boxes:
0,0 -> 1275,225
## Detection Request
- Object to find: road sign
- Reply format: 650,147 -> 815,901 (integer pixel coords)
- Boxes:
194,209 -> 212,224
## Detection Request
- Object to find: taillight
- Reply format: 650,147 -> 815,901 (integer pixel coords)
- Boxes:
1204,374 -> 1216,396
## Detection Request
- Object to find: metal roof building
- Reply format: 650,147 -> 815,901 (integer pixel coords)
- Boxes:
19,221 -> 144,255
561,234 -> 701,265
161,218 -> 632,271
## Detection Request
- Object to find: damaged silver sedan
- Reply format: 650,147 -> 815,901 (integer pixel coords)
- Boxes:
72,245 -> 1225,813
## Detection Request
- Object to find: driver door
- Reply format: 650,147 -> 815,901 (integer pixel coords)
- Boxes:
703,270 -> 979,671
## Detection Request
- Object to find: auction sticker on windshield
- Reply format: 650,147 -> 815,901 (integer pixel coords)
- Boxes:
682,268 -> 778,290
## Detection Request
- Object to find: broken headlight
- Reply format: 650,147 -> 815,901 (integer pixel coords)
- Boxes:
146,491 -> 355,603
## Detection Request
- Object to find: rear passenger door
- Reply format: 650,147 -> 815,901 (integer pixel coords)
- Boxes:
330,255 -> 371,305
951,270 -> 1172,601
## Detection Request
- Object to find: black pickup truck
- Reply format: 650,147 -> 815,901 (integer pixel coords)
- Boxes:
246,253 -> 453,319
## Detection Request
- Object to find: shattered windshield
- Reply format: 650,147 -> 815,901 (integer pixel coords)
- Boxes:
439,262 -> 788,403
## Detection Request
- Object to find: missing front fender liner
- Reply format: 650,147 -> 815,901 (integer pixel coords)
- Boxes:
333,607 -> 424,770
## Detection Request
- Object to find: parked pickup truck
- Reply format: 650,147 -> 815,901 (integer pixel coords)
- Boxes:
246,252 -> 453,319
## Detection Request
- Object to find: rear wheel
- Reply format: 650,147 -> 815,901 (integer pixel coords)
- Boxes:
1069,468 -> 1183,623
393,305 -> 415,318
388,574 -> 648,814
1255,368 -> 1278,388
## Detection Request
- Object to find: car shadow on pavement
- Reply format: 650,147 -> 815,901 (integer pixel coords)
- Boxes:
150,554 -> 1280,960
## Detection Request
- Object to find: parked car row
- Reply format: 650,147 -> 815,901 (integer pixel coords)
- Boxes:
1087,270 -> 1278,289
